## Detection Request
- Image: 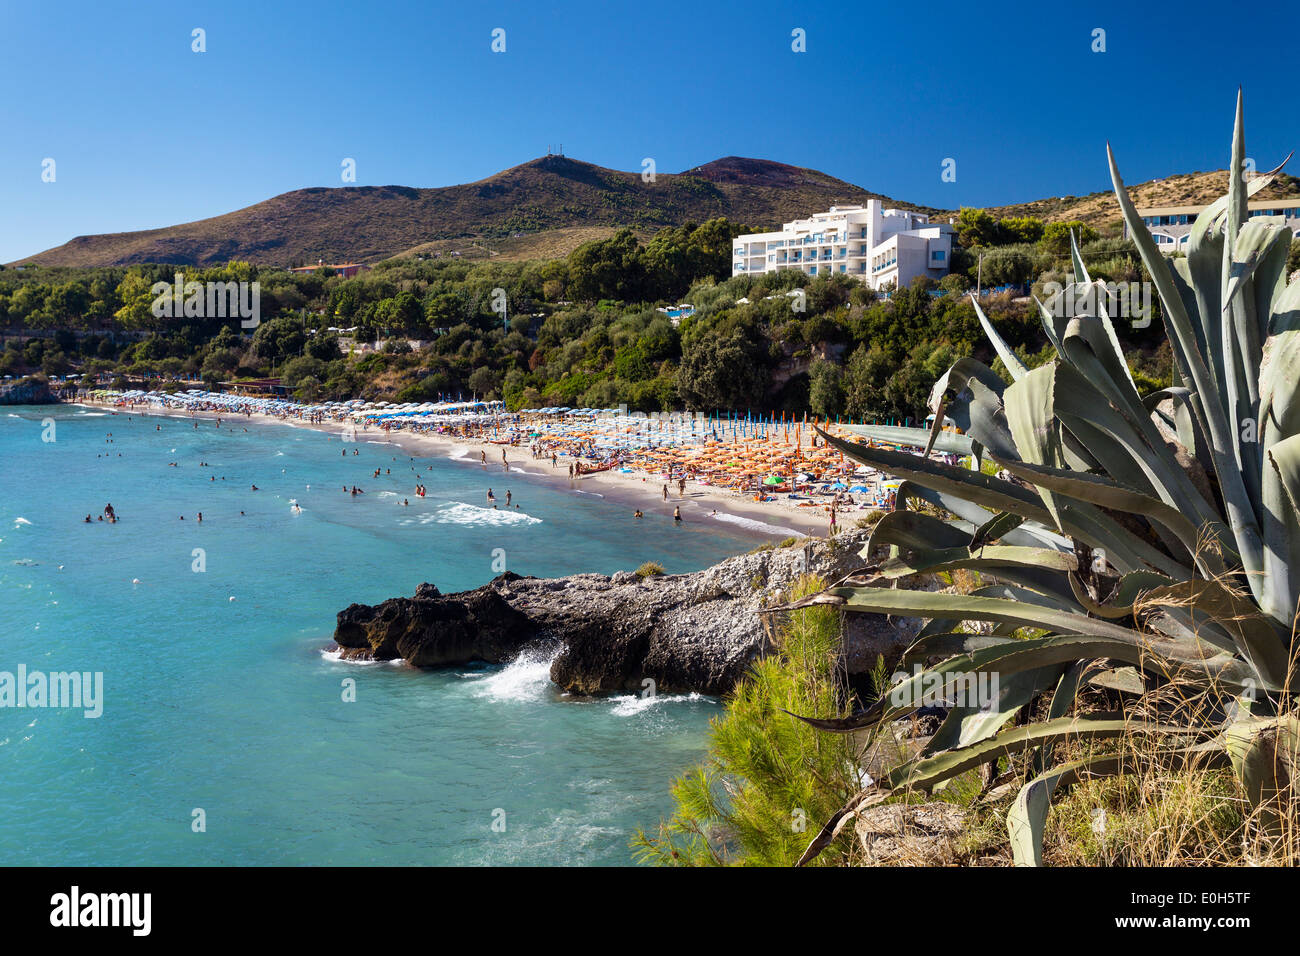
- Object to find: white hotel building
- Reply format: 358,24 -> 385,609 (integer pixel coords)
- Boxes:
732,200 -> 954,291
1126,197 -> 1300,253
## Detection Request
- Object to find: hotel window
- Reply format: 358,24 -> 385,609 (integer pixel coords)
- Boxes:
932,250 -> 946,261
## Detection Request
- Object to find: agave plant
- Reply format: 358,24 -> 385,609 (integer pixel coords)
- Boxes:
785,92 -> 1300,865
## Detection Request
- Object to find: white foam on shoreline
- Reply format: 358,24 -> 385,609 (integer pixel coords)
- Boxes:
609,692 -> 708,716
318,647 -> 403,666
468,648 -> 559,701
710,512 -> 806,538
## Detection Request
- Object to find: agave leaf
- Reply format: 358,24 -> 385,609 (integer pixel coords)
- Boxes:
971,510 -> 1025,548
1069,229 -> 1091,286
1066,569 -> 1177,620
1143,386 -> 1210,470
897,480 -> 1072,553
970,293 -> 1028,381
1257,325 -> 1300,628
1225,698 -> 1300,835
885,716 -> 1205,792
1137,579 -> 1290,690
1058,319 -> 1224,533
1266,256 -> 1300,336
793,791 -> 891,867
1260,431 -> 1300,632
1032,661 -> 1088,777
1003,363 -> 1067,529
806,586 -> 1255,685
1048,361 -> 1222,537
818,429 -> 1051,522
1220,219 -> 1288,518
1109,141 -> 1266,601
1034,295 -> 1064,353
1087,666 -> 1147,694
900,631 -> 1017,668
820,427 -> 1187,577
990,453 -> 1226,576
869,508 -> 1079,586
925,357 -> 1020,462
927,663 -> 1068,756
840,423 -> 974,456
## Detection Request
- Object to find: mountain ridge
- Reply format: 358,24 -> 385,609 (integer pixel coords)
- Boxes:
19,156 -> 925,269
16,156 -> 1299,269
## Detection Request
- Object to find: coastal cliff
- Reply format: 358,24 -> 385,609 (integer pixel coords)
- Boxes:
333,531 -> 920,696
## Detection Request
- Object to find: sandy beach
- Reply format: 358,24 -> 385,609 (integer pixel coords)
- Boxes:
79,399 -> 849,541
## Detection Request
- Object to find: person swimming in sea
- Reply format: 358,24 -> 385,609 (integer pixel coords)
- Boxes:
505,490 -> 512,507
634,510 -> 643,519
673,506 -> 682,523
486,488 -> 495,503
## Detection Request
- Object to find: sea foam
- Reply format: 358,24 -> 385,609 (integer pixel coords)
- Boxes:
710,512 -> 806,538
402,502 -> 541,528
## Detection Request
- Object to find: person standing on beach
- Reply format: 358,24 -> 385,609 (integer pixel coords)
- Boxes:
678,477 -> 686,498
662,484 -> 668,501
673,506 -> 682,524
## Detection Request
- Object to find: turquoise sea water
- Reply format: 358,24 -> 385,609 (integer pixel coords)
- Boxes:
0,405 -> 760,865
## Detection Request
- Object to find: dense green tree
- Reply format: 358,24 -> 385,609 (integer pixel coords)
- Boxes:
251,317 -> 306,367
808,357 -> 843,418
677,326 -> 768,411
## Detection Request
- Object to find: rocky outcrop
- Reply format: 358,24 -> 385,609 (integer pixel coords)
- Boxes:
334,581 -> 536,667
332,531 -> 922,696
0,380 -> 55,405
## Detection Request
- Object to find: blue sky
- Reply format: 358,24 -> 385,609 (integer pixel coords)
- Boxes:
2,0 -> 1297,263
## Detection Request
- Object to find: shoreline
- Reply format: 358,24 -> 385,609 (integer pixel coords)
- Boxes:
72,399 -> 838,542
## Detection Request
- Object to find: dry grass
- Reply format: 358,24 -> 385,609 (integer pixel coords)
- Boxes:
978,170 -> 1300,234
